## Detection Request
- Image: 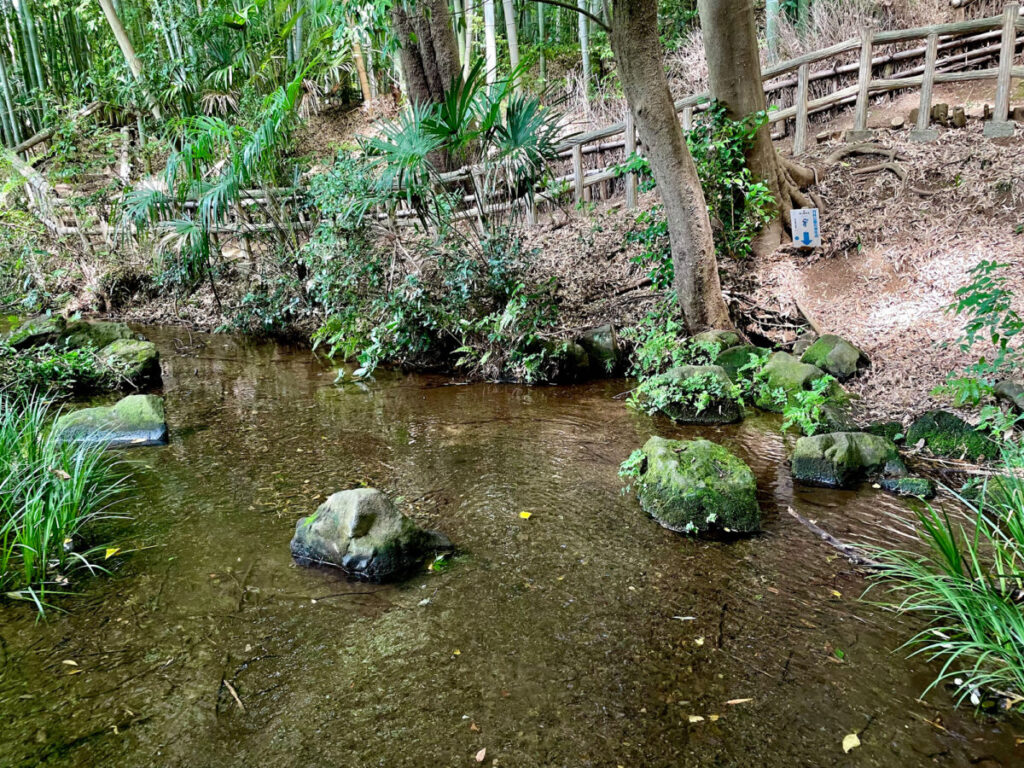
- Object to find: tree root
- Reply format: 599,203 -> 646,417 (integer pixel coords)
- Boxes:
824,142 -> 906,167
852,161 -> 908,181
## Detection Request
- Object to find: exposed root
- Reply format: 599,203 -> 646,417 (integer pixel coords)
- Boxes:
852,162 -> 908,181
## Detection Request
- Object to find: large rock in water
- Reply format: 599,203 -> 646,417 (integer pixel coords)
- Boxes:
60,320 -> 132,349
576,324 -> 628,376
631,436 -> 760,535
7,315 -> 66,349
754,351 -> 834,412
715,345 -> 765,382
54,394 -> 168,447
791,432 -> 907,489
799,334 -> 868,381
100,339 -> 161,387
906,410 -> 998,461
290,488 -> 452,581
641,365 -> 742,425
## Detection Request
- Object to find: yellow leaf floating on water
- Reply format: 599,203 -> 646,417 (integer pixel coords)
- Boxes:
519,511 -> 532,519
687,715 -> 704,723
453,649 -> 461,656
105,548 -> 121,560
830,589 -> 843,598
475,747 -> 486,762
61,660 -> 78,666
842,733 -> 861,753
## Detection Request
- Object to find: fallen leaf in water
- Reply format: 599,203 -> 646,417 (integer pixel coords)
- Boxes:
694,637 -> 705,646
469,722 -> 479,732
709,714 -> 720,722
61,660 -> 78,666
104,548 -> 121,560
519,511 -> 532,519
830,590 -> 842,598
842,733 -> 861,753
475,747 -> 486,762
687,715 -> 704,723
453,649 -> 461,656
725,698 -> 752,706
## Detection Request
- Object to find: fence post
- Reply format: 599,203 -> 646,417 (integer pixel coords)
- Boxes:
848,26 -> 875,140
793,62 -> 810,156
983,2 -> 1018,138
910,32 -> 940,142
682,106 -> 693,131
572,143 -> 584,204
624,107 -> 637,209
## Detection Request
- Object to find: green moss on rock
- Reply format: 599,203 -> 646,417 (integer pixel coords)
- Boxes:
693,329 -> 741,349
641,365 -> 742,425
7,315 -> 66,349
878,476 -> 936,499
715,345 -> 765,382
632,436 -> 760,535
54,394 -> 168,447
61,320 -> 132,349
576,324 -> 627,376
754,351 -> 833,412
865,421 -> 904,442
100,339 -> 161,387
906,410 -> 998,461
799,334 -> 868,381
792,432 -> 906,489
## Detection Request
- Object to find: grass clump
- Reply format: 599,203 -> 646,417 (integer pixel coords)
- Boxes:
0,395 -> 126,611
868,447 -> 1024,710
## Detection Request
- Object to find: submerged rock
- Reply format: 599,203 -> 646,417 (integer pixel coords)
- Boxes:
100,339 -> 161,387
799,334 -> 868,381
631,436 -> 760,535
54,394 -> 168,447
906,410 -> 998,461
754,351 -> 835,412
60,320 -> 132,349
878,476 -> 936,499
7,315 -> 66,349
290,488 -> 451,581
715,345 -> 764,382
791,432 -> 906,489
576,324 -> 628,376
641,365 -> 742,425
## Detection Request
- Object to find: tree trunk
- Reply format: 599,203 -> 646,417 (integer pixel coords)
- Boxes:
96,0 -> 162,120
610,0 -> 731,333
502,0 -> 520,91
463,0 -> 475,80
537,3 -> 546,80
577,0 -> 591,88
697,0 -> 813,252
391,0 -> 463,105
483,0 -> 498,84
348,17 -> 373,103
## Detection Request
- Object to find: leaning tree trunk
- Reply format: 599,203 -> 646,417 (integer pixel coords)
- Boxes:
697,0 -> 816,252
610,0 -> 731,333
391,0 -> 464,105
96,0 -> 162,120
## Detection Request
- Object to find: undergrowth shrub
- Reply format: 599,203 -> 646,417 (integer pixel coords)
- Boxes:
0,341 -> 121,399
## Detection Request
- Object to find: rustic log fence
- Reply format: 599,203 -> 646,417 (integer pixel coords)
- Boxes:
9,5 -> 1024,244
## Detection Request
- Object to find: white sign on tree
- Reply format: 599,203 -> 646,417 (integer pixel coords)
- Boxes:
790,208 -> 821,248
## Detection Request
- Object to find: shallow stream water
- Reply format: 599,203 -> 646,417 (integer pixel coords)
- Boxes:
0,327 -> 1021,767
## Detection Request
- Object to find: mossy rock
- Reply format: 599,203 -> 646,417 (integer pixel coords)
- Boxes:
54,394 -> 168,448
632,436 -> 760,535
642,365 -> 742,425
792,432 -> 906,489
754,351 -> 839,412
905,410 -> 998,461
865,421 -> 904,442
792,332 -> 818,357
60,320 -> 132,349
815,403 -> 858,435
878,476 -> 936,499
576,324 -> 627,376
799,334 -> 868,381
100,339 -> 161,387
7,315 -> 66,349
715,345 -> 765,382
290,488 -> 452,581
693,329 -> 741,350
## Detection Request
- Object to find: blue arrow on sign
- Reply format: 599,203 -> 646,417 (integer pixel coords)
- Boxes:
801,231 -> 812,245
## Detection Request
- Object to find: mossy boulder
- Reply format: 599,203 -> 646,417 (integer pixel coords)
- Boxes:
290,488 -> 452,581
630,436 -> 760,535
693,329 -> 741,350
641,365 -> 742,425
754,351 -> 837,412
576,324 -> 627,376
60,320 -> 132,349
792,432 -> 907,489
799,334 -> 868,381
793,332 -> 818,357
99,339 -> 161,387
906,410 -> 998,461
7,315 -> 66,349
54,394 -> 168,447
715,345 -> 765,382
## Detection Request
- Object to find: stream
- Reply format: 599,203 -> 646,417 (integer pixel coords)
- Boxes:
0,326 -> 1021,767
